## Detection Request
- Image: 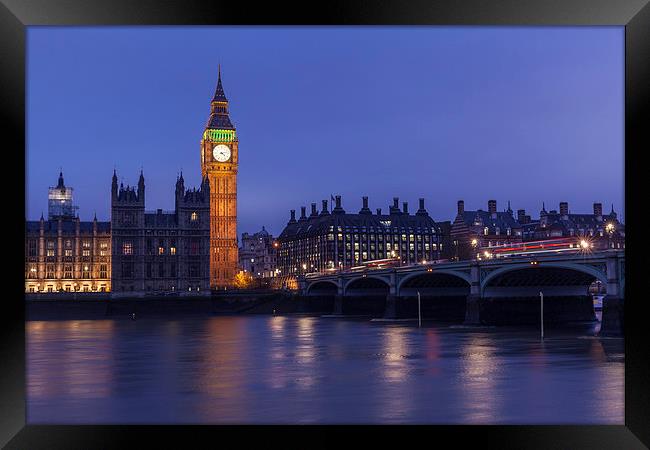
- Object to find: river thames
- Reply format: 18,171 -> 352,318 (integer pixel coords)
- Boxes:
26,315 -> 624,424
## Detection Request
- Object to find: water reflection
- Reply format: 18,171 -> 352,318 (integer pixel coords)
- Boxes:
26,317 -> 624,424
458,334 -> 501,424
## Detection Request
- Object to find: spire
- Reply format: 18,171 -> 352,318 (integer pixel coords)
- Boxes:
206,65 -> 235,130
57,171 -> 65,189
507,200 -> 512,213
212,65 -> 228,103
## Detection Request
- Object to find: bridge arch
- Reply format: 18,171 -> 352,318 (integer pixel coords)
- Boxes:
480,262 -> 608,296
306,280 -> 339,296
397,270 -> 471,297
344,276 -> 391,296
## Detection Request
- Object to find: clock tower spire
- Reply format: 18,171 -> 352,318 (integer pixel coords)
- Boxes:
201,66 -> 239,289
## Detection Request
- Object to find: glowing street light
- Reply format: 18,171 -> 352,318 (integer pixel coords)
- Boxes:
580,239 -> 590,250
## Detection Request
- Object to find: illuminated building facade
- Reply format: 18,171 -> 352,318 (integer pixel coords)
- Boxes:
48,171 -> 78,219
521,202 -> 625,250
239,227 -> 278,278
110,170 -> 211,295
25,172 -> 111,293
200,66 -> 239,289
450,200 -> 523,261
277,196 -> 444,275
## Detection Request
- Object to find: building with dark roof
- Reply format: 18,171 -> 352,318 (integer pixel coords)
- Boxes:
524,202 -> 625,249
25,172 -> 111,293
450,200 -> 522,260
277,196 -> 445,275
451,199 -> 625,260
110,170 -> 211,295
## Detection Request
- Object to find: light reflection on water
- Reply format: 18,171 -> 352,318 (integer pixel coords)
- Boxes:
26,316 -> 624,424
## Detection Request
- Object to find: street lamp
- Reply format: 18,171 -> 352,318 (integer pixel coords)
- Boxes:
471,238 -> 478,259
605,223 -> 615,249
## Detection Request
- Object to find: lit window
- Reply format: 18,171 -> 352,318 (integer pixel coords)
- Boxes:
190,212 -> 198,221
484,227 -> 489,235
123,242 -> 133,255
170,247 -> 176,255
65,249 -> 73,257
82,250 -> 90,257
158,247 -> 165,255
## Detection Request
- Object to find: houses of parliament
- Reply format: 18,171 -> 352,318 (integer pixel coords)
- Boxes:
25,69 -> 239,294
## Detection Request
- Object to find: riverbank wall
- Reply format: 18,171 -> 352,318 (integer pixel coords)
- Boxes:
25,291 -> 335,320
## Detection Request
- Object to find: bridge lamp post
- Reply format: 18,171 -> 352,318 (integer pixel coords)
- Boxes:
605,223 -> 615,250
471,238 -> 478,259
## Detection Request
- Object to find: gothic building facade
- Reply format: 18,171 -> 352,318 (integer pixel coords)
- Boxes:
110,170 -> 211,295
25,172 -> 111,293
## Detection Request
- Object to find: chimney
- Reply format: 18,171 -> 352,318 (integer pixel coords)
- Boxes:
402,202 -> 409,215
289,209 -> 296,223
390,197 -> 401,215
320,200 -> 329,215
332,195 -> 345,214
560,202 -> 568,217
359,196 -> 372,215
517,209 -> 526,223
416,198 -> 428,216
488,200 -> 497,217
310,203 -> 318,217
593,202 -> 603,218
376,208 -> 382,216
457,200 -> 464,215
299,206 -> 307,221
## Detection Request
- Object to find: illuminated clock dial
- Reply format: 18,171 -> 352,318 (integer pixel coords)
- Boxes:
213,144 -> 231,162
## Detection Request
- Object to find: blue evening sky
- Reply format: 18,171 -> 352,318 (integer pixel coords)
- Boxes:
26,26 -> 624,235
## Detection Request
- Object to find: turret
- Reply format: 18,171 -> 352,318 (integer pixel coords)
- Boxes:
111,169 -> 118,199
332,195 -> 345,214
138,169 -> 145,204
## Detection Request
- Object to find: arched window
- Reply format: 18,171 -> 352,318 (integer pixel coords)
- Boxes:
190,212 -> 198,222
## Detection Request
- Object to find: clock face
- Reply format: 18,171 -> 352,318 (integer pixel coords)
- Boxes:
213,144 -> 231,162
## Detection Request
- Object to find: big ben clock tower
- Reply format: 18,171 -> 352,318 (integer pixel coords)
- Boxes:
200,66 -> 238,289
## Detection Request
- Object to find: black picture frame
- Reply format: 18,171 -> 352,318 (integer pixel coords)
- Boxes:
2,0 -> 648,448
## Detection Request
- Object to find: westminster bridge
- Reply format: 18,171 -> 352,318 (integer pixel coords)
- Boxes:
299,250 -> 625,335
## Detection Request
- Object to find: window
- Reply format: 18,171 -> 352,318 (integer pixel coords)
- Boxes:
46,265 -> 54,279
99,264 -> 107,279
190,212 -> 198,221
122,263 -> 133,278
159,263 -> 164,278
65,249 -> 73,257
28,265 -> 37,279
82,265 -> 90,278
484,227 -> 489,235
64,265 -> 72,278
100,242 -> 109,256
123,242 -> 133,255
82,241 -> 91,249
170,263 -> 176,276
65,239 -> 72,248
146,263 -> 152,278
28,240 -> 37,256
82,250 -> 90,257
170,246 -> 176,255
190,239 -> 199,255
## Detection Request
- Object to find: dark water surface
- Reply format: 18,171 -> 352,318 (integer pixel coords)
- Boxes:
26,315 -> 624,424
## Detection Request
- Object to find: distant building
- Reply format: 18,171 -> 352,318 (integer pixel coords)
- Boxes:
523,202 -> 625,250
25,172 -> 111,293
450,200 -> 522,261
110,170 -> 211,295
277,196 -> 445,275
239,226 -> 278,278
